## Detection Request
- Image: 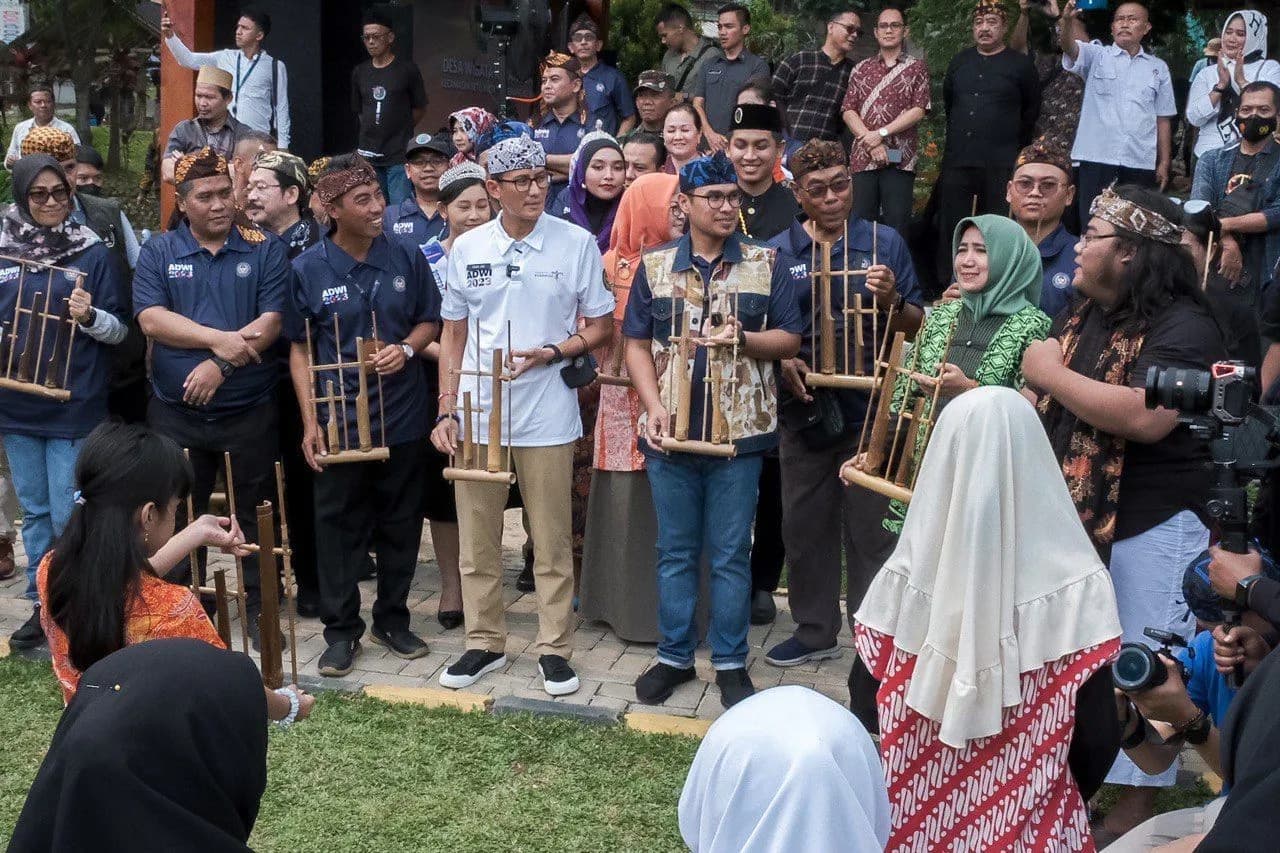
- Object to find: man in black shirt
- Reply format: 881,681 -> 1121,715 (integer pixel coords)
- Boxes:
728,102 -> 798,242
351,10 -> 426,207
935,0 -> 1039,284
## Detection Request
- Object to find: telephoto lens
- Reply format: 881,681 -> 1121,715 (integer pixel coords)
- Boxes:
1112,643 -> 1167,692
1144,365 -> 1211,413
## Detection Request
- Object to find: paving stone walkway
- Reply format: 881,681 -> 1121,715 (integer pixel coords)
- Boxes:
0,510 -> 853,722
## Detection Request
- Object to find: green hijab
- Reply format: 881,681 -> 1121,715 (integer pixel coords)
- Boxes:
951,214 -> 1043,323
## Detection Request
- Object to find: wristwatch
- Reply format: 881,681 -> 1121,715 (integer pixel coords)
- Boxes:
878,128 -> 889,139
212,356 -> 235,378
543,343 -> 565,365
399,343 -> 415,360
1235,574 -> 1266,608
1182,711 -> 1212,746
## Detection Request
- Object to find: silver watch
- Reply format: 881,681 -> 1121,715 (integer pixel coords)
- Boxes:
400,343 -> 415,360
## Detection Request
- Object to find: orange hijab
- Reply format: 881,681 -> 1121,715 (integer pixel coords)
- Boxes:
603,173 -> 679,322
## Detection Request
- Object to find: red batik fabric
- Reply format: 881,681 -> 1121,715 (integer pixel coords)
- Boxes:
855,624 -> 1119,853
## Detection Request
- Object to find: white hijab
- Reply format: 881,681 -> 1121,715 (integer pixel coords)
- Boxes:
1191,11 -> 1280,154
679,686 -> 890,853
854,387 -> 1121,748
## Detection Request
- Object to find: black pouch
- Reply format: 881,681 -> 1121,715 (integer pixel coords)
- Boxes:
561,353 -> 598,388
779,389 -> 846,450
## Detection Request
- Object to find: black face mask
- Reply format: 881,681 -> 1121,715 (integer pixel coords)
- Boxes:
1238,114 -> 1277,144
76,183 -> 102,197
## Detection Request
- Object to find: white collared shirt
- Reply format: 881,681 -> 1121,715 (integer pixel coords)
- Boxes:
442,214 -> 614,446
1066,40 -> 1176,170
5,117 -> 80,168
165,36 -> 290,148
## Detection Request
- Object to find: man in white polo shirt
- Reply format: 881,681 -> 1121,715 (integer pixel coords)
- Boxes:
1059,0 -> 1175,226
161,7 -> 290,148
431,135 -> 614,697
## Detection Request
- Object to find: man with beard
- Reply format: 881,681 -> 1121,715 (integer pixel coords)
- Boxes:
289,154 -> 440,676
134,148 -> 290,650
162,67 -> 245,183
229,130 -> 277,212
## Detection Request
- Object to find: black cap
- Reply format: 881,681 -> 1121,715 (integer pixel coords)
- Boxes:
405,132 -> 455,159
730,103 -> 783,134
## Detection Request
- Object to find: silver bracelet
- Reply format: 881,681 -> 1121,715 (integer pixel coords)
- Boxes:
273,685 -> 300,728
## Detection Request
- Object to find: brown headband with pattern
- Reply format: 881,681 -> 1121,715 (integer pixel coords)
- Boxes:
174,147 -> 229,185
1088,185 -> 1183,246
313,163 -> 379,205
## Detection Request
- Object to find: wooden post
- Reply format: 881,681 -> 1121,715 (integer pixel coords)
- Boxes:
159,0 -> 215,229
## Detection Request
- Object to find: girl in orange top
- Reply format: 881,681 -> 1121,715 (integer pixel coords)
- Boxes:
39,422 -> 314,724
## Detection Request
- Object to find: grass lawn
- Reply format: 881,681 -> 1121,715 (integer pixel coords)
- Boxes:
0,657 -> 697,853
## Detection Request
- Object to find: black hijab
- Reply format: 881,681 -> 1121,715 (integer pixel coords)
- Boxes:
0,154 -> 100,264
8,638 -> 268,853
1198,647 -> 1280,851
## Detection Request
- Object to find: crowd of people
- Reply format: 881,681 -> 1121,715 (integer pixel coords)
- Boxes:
4,1 -> 1280,850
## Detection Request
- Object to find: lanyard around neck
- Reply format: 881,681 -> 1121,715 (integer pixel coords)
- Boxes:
234,52 -> 263,109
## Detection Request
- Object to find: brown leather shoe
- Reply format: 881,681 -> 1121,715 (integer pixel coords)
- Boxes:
0,535 -> 15,581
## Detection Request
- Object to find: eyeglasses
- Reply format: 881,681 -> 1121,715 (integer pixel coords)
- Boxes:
1081,232 -> 1120,245
689,190 -> 743,209
1012,177 -> 1065,196
831,21 -> 863,37
27,186 -> 69,205
361,31 -> 390,42
798,175 -> 852,199
495,172 -> 552,193
876,22 -> 905,31
246,181 -> 281,193
1170,197 -> 1211,215
569,33 -> 597,43
408,157 -> 449,170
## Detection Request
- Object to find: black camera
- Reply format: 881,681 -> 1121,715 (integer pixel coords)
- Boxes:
1145,362 -> 1255,426
1112,628 -> 1190,692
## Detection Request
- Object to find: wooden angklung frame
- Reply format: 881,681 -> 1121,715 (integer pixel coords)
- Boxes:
805,222 -> 892,393
0,257 -> 85,401
192,454 -> 299,687
659,286 -> 743,458
302,312 -> 391,465
840,322 -> 956,505
443,320 -> 517,485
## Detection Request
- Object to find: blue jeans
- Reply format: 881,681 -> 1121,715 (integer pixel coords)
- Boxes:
646,452 -> 762,670
2,434 -> 82,600
375,164 -> 412,206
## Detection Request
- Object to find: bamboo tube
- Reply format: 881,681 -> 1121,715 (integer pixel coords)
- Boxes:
255,502 -> 283,689
222,452 -> 251,655
274,461 -> 299,686
487,348 -> 503,473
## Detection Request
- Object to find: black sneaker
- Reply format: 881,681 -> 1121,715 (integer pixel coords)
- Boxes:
439,649 -> 507,689
716,668 -> 755,708
370,625 -> 429,659
247,615 -> 287,654
516,557 -> 535,593
538,654 -> 580,696
10,604 -> 45,650
634,662 -> 696,704
750,589 -> 777,625
359,553 -> 377,581
317,639 -> 361,677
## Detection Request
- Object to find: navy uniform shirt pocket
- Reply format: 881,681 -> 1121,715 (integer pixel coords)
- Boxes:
737,292 -> 769,333
651,296 -> 674,344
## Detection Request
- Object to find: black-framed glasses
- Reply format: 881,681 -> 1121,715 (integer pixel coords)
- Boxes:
28,186 -> 69,205
495,172 -> 552,193
798,175 -> 852,199
689,190 -> 743,209
408,156 -> 449,170
831,20 -> 863,37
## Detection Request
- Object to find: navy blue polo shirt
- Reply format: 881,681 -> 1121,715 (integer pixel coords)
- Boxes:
582,62 -> 636,136
133,222 -> 288,417
382,195 -> 446,251
622,233 -> 803,455
1037,223 -> 1079,322
0,243 -> 124,439
768,216 -> 924,429
534,110 -> 588,212
288,234 -> 440,447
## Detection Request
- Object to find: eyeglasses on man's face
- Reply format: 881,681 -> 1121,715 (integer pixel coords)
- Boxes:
495,172 -> 552,193
689,190 -> 743,209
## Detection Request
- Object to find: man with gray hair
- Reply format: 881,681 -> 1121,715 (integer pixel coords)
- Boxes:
431,135 -> 614,697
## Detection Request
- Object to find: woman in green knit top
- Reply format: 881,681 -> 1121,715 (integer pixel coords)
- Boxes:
877,214 -> 1051,533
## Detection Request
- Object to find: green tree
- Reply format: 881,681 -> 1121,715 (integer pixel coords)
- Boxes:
607,0 -> 670,85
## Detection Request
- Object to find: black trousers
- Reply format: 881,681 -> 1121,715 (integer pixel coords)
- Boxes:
851,168 -> 916,236
935,163 -> 1015,285
1076,161 -> 1157,229
147,396 -> 279,613
107,379 -> 149,425
750,454 -> 785,593
314,439 -> 426,644
275,376 -> 318,604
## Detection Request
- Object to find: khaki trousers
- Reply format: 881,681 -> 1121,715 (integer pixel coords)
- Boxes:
456,442 -> 575,658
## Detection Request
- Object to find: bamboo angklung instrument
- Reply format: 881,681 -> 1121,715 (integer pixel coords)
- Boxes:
805,222 -> 883,392
212,569 -> 233,648
843,317 -> 957,503
255,502 -> 284,690
222,452 -> 252,654
274,461 -> 300,686
183,448 -> 202,596
303,313 -> 390,465
0,259 -> 81,401
660,286 -> 738,457
443,317 -> 517,484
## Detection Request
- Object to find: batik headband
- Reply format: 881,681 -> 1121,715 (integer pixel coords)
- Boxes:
679,151 -> 737,193
313,162 -> 379,205
1014,138 -> 1072,179
541,50 -> 582,77
254,149 -> 310,189
486,135 -> 547,175
438,161 -> 487,195
174,147 -> 228,185
21,126 -> 75,161
1089,185 -> 1183,246
974,0 -> 1007,20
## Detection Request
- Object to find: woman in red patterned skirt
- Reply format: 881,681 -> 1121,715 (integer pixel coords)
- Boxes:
851,386 -> 1123,852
